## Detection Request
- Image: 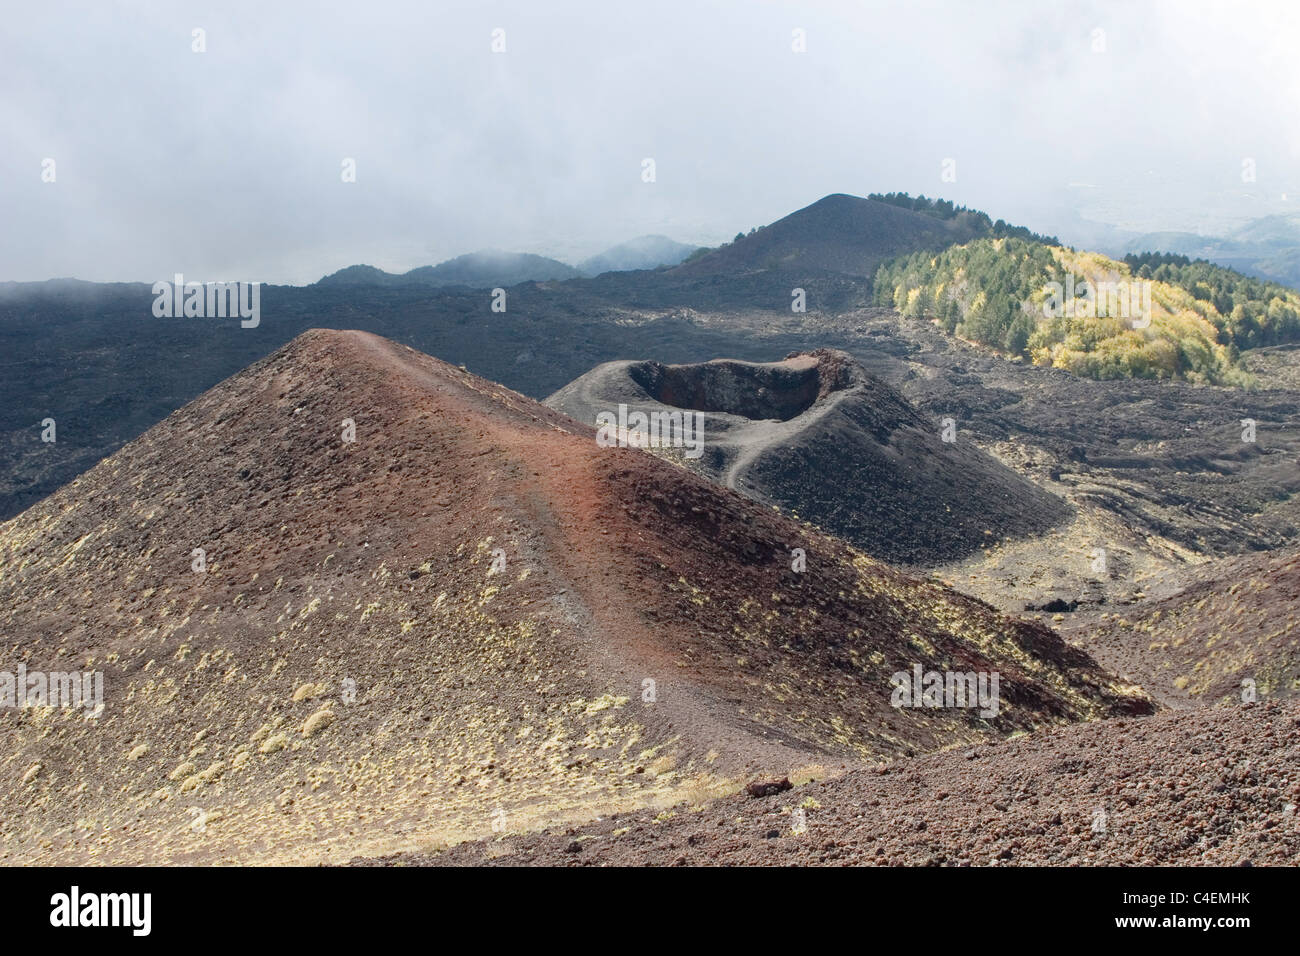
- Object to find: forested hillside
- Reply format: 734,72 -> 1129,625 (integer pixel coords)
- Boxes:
874,238 -> 1300,384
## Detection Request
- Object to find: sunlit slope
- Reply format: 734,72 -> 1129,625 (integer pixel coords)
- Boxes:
877,237 -> 1300,383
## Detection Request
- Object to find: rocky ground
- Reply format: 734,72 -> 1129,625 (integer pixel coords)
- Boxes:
376,699 -> 1300,867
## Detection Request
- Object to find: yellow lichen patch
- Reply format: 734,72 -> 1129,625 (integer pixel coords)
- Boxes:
291,682 -> 326,702
301,707 -> 335,738
788,763 -> 829,787
646,754 -> 677,777
168,761 -> 196,781
582,694 -> 629,715
259,733 -> 288,754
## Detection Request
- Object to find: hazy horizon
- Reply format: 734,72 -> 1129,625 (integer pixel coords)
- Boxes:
4,0 -> 1299,284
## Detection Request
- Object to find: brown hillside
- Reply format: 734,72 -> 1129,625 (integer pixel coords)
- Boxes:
0,330 -> 1148,864
1076,549 -> 1300,708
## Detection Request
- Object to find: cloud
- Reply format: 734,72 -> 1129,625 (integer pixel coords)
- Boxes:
2,0 -> 1297,282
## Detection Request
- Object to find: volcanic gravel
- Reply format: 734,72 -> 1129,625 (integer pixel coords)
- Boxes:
383,699 -> 1300,866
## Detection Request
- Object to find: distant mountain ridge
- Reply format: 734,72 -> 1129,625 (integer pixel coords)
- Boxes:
317,236 -> 703,288
579,235 -> 699,276
1125,212 -> 1300,290
314,193 -> 1009,290
317,250 -> 581,289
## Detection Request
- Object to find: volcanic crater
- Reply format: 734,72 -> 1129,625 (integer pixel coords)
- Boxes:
547,349 -> 1072,565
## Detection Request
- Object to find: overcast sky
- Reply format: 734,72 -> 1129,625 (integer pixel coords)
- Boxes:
3,0 -> 1298,283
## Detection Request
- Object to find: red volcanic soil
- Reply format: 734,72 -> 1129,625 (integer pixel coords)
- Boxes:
0,330 -> 1146,864
393,699 -> 1300,867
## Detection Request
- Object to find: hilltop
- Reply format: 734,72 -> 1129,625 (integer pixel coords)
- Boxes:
671,193 -> 992,278
579,235 -> 699,276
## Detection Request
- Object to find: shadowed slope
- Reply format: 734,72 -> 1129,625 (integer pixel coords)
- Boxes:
0,331 -> 1147,864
